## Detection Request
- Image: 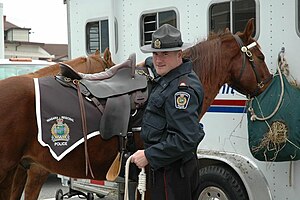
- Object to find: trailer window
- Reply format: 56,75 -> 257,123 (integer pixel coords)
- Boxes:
86,19 -> 109,54
140,10 -> 177,46
209,0 -> 256,37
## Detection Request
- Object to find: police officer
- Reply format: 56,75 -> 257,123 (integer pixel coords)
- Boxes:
131,24 -> 205,200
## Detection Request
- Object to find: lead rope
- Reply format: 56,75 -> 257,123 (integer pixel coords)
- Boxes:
124,155 -> 146,200
248,49 -> 285,121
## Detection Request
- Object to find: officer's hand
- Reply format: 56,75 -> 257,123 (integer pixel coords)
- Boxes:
131,150 -> 149,169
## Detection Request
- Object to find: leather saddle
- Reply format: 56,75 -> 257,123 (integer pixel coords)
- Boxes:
55,53 -> 148,140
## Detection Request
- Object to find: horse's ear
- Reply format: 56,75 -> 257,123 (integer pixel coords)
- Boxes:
241,18 -> 255,42
224,27 -> 230,33
94,49 -> 100,55
103,48 -> 114,66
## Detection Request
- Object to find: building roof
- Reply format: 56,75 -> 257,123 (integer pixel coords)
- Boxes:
3,16 -> 68,61
43,43 -> 68,56
42,43 -> 68,61
3,16 -> 30,31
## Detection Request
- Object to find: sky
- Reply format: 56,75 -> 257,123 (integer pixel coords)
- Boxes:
0,0 -> 68,44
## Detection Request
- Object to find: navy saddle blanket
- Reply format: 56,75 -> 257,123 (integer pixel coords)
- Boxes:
34,77 -> 102,161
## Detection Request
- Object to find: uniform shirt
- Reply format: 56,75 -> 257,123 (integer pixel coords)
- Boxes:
141,57 -> 205,170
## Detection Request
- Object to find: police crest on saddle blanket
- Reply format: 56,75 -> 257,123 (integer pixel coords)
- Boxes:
50,116 -> 72,146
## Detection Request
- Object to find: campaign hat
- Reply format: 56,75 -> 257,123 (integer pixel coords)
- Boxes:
141,24 -> 192,53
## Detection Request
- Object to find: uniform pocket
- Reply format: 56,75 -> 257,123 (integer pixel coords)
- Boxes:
141,96 -> 166,143
150,94 -> 165,108
142,112 -> 166,144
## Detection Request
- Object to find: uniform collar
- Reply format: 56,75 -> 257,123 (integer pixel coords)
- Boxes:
156,59 -> 192,88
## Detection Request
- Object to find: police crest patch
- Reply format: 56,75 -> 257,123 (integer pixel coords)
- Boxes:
174,91 -> 190,109
51,117 -> 70,145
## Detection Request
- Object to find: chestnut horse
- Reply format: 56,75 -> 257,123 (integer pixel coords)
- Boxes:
9,48 -> 114,200
4,19 -> 271,200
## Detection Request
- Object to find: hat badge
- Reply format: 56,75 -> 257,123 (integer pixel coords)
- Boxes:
154,39 -> 161,49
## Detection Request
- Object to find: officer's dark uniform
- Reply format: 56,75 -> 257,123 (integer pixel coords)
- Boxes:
141,57 -> 205,200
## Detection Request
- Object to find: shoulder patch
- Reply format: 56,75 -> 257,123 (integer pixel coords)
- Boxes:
174,91 -> 190,109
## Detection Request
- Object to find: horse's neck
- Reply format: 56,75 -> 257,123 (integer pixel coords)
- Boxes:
199,61 -> 230,118
200,84 -> 223,118
190,40 -> 229,119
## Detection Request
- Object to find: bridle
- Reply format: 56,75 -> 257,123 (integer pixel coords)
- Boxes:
232,34 -> 273,97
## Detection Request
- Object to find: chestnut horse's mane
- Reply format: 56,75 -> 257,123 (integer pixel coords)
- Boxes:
183,31 -> 233,85
183,31 -> 237,117
26,53 -> 108,78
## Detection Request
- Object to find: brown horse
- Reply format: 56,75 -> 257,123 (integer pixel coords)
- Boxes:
2,19 -> 270,200
9,48 -> 114,200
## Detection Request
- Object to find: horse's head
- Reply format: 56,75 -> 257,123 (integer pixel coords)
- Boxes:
225,19 -> 272,97
183,19 -> 272,117
69,48 -> 115,74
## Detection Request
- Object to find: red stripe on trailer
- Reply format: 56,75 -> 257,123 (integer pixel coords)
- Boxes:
90,179 -> 105,185
212,99 -> 246,106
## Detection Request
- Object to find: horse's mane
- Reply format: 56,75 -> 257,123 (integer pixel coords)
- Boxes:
183,31 -> 233,85
29,63 -> 60,76
25,56 -> 88,78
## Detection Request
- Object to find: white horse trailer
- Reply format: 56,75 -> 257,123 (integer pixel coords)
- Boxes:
65,0 -> 300,199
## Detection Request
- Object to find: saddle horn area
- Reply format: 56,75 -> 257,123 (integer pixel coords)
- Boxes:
79,53 -> 136,81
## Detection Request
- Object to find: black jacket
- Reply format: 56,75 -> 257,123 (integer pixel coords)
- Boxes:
141,57 -> 205,170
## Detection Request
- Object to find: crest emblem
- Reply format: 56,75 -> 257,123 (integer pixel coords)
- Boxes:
154,39 -> 161,49
51,118 -> 70,142
174,91 -> 190,109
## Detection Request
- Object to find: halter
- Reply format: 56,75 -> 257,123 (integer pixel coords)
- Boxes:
233,35 -> 272,97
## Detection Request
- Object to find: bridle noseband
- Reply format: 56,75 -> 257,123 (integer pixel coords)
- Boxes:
232,35 -> 272,97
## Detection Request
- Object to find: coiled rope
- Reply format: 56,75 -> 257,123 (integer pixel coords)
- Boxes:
124,155 -> 146,200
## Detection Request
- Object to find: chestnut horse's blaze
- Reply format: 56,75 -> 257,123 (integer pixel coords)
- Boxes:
4,19 -> 271,200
